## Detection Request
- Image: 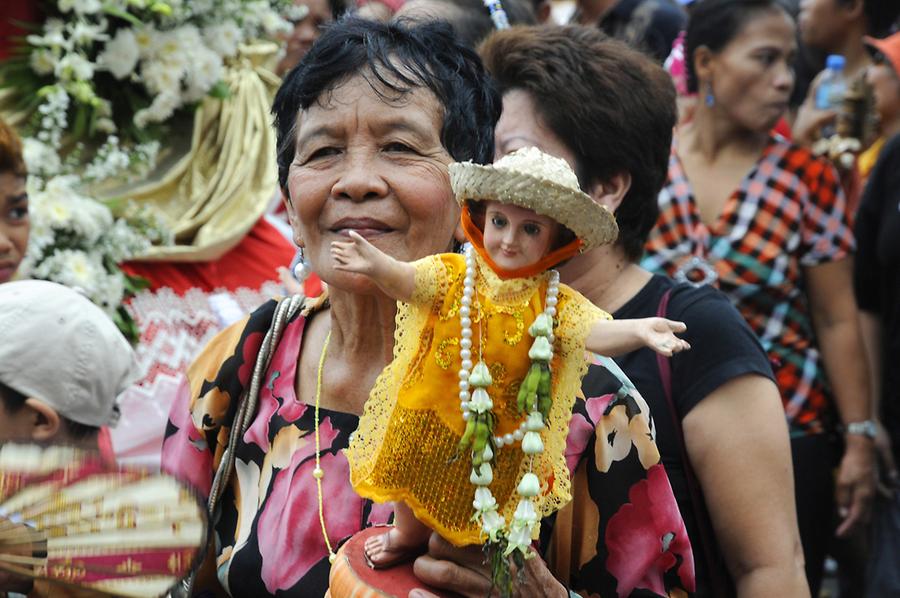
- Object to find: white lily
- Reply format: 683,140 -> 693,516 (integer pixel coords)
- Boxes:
469,388 -> 493,413
481,510 -> 506,542
468,361 -> 493,387
528,336 -> 553,361
513,498 -> 538,526
470,463 -> 493,486
517,472 -> 540,497
525,411 -> 546,432
521,431 -> 544,455
472,487 -> 497,512
528,313 -> 554,337
503,522 -> 534,556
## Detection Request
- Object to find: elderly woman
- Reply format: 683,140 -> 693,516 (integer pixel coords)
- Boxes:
0,118 -> 27,285
409,24 -> 807,598
642,0 -> 876,593
160,17 -> 500,597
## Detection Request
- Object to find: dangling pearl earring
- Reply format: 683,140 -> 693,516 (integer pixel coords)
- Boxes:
292,247 -> 311,283
705,82 -> 715,107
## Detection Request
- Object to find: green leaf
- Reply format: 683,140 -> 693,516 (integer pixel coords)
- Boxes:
208,80 -> 232,99
102,4 -> 143,27
71,103 -> 91,139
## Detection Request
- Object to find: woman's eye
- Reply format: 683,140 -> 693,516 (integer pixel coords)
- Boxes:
523,223 -> 541,236
384,142 -> 415,153
757,52 -> 777,66
6,204 -> 28,221
490,215 -> 507,228
306,147 -> 340,161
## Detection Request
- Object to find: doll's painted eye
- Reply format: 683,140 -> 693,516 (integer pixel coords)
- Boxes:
523,223 -> 542,236
490,215 -> 507,228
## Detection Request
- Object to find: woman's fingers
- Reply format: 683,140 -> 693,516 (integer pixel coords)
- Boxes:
662,318 -> 687,333
411,553 -> 492,598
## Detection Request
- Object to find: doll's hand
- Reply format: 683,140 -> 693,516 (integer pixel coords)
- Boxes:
331,230 -> 380,275
642,318 -> 690,357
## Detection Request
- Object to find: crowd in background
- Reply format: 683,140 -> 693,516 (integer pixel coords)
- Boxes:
1,0 -> 900,596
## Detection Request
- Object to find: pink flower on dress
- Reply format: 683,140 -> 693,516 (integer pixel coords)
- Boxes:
161,379 -> 213,498
272,317 -> 307,423
257,417 -> 367,594
605,464 -> 695,596
237,331 -> 265,387
565,394 -> 616,473
243,318 -> 308,451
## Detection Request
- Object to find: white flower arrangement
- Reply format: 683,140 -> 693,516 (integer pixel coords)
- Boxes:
2,0 -> 296,342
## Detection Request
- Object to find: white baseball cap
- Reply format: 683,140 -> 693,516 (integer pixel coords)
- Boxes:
0,280 -> 139,427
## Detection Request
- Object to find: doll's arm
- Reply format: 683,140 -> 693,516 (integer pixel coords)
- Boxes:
331,231 -> 416,302
585,317 -> 690,357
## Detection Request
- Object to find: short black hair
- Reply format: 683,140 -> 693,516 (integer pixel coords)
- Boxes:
0,379 -> 100,442
685,0 -> 790,93
272,16 -> 501,191
480,26 -> 677,261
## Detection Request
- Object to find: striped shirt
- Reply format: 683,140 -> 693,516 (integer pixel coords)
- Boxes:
642,136 -> 855,436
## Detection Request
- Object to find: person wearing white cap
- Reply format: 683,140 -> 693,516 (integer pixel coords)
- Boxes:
0,280 -> 139,447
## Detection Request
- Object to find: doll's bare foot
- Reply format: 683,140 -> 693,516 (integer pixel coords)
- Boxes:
363,527 -> 427,569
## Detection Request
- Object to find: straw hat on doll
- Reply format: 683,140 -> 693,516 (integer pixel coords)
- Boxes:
449,146 -> 619,251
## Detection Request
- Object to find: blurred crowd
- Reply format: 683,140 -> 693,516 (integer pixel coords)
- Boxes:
1,0 -> 900,596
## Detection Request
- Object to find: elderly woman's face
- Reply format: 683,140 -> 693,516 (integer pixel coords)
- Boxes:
285,73 -> 459,293
0,173 -> 28,284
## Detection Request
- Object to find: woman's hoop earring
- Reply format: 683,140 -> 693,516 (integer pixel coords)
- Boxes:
705,82 -> 715,107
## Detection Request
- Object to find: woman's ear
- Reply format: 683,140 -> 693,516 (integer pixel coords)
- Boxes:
23,398 -> 62,442
693,45 -> 715,89
281,189 -> 305,248
588,172 -> 632,214
839,0 -> 864,20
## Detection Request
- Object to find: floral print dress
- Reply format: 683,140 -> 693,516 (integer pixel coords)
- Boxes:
547,355 -> 696,598
161,296 -> 392,597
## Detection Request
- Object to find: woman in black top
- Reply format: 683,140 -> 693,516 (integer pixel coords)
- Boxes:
409,24 -> 808,598
853,32 -> 900,596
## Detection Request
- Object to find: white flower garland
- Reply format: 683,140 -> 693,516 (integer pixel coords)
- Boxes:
458,245 -> 559,559
5,0 -> 297,341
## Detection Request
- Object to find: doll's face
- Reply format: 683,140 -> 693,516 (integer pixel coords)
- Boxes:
482,201 -> 559,271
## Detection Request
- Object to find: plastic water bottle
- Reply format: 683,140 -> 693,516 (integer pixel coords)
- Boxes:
815,54 -> 846,137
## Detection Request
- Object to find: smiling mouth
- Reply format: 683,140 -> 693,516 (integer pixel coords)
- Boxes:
330,218 -> 394,238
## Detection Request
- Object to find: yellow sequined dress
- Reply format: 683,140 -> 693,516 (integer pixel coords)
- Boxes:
347,253 -> 609,546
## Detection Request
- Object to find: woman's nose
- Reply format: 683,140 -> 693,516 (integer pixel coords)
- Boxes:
331,153 -> 389,202
0,228 -> 13,254
773,61 -> 794,92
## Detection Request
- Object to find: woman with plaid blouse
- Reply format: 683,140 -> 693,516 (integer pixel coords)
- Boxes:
642,0 -> 877,594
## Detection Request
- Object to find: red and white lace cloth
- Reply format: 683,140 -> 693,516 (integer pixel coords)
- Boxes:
108,217 -> 296,468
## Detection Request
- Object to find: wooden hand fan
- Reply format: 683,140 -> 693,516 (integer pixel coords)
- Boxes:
0,444 -> 208,597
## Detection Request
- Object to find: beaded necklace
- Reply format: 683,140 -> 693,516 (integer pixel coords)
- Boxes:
312,330 -> 337,564
457,245 -> 559,557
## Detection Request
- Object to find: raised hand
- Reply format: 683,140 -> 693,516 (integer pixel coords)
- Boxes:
641,317 -> 690,357
331,230 -> 383,276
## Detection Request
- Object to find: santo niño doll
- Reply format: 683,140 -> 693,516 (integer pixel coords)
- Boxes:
333,147 -> 689,575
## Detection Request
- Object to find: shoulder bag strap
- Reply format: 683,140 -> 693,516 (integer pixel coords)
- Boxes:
177,294 -> 306,597
656,288 -> 732,596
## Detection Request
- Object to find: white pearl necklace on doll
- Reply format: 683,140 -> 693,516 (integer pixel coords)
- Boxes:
457,246 -> 559,445
457,244 -> 560,556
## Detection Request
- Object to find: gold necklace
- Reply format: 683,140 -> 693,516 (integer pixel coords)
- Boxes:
312,330 -> 337,564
